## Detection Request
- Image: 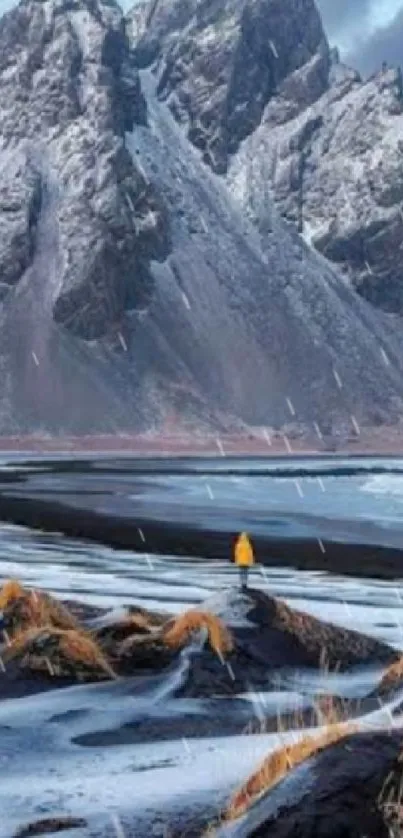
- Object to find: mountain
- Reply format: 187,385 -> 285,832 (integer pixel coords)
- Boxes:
131,0 -> 403,314
0,0 -> 403,436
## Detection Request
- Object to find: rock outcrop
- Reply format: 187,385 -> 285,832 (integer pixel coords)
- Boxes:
178,587 -> 397,697
212,732 -> 403,838
131,0 -> 403,315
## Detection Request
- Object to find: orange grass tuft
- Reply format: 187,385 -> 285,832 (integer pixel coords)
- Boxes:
0,579 -> 79,638
378,656 -> 403,694
163,610 -> 233,659
0,579 -> 25,609
58,630 -> 116,678
224,721 -> 356,821
4,626 -> 116,679
36,594 -> 79,632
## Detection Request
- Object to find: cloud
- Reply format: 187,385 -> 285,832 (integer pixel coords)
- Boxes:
316,0 -> 403,75
317,0 -> 373,39
0,0 -> 14,16
346,7 -> 403,74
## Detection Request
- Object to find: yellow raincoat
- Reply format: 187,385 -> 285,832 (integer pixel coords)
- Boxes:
234,532 -> 255,567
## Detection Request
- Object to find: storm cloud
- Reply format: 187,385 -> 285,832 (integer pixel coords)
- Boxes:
347,7 -> 403,75
317,0 -> 373,38
317,0 -> 403,75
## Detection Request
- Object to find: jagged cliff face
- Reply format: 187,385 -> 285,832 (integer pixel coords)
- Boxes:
1,0 -> 403,435
0,0 -> 169,340
131,0 -> 329,175
227,59 -> 403,314
131,0 -> 403,314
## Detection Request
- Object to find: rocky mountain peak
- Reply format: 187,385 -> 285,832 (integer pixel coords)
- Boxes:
129,0 -> 403,316
130,0 -> 329,173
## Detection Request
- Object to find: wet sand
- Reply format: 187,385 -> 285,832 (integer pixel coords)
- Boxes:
0,478 -> 403,580
0,495 -> 402,578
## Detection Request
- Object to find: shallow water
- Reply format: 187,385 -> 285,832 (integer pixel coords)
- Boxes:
1,454 -> 403,836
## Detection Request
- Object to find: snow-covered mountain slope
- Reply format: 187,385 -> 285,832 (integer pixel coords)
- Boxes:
130,0 -> 403,314
0,0 -> 403,434
227,59 -> 403,314
130,0 -> 329,176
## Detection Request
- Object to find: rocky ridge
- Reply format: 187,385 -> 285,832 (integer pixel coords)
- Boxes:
131,0 -> 403,313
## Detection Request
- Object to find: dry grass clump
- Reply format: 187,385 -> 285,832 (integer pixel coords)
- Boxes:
0,579 -> 25,609
4,626 -> 116,681
223,710 -> 356,822
378,752 -> 403,837
94,609 -> 169,665
115,630 -> 174,672
95,611 -> 162,646
127,604 -> 169,628
0,578 -> 79,639
163,610 -> 234,660
378,656 -> 403,695
123,613 -> 159,633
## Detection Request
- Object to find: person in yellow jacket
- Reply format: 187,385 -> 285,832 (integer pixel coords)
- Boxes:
234,532 -> 255,589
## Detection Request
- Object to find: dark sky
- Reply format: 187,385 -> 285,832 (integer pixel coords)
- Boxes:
317,0 -> 403,75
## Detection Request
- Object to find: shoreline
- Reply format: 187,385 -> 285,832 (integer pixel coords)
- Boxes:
0,427 -> 402,457
0,489 -> 402,580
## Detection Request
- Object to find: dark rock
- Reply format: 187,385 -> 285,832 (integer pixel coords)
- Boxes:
0,156 -> 42,292
213,731 -> 403,837
205,587 -> 397,669
158,588 -> 398,698
14,817 -> 88,837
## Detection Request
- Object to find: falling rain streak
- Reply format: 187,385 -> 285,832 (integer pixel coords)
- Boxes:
111,813 -> 126,838
264,429 -> 272,447
118,332 -> 128,352
313,422 -> 323,441
216,438 -> 225,456
182,292 -> 191,310
294,479 -> 303,498
333,368 -> 343,389
206,483 -> 214,499
283,435 -> 292,453
351,415 -> 360,435
380,348 -> 390,366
